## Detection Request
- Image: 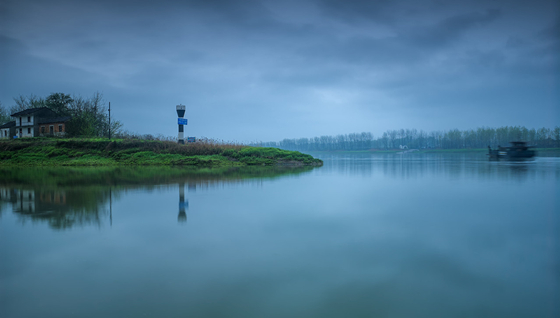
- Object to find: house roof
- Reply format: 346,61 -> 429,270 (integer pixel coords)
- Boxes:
0,121 -> 16,129
11,107 -> 55,117
37,116 -> 72,124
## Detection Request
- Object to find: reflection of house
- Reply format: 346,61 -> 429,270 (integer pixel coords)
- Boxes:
1,107 -> 71,138
4,189 -> 37,214
0,187 -> 68,215
0,188 -> 18,204
40,191 -> 67,205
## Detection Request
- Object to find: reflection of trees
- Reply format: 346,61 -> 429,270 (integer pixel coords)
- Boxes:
0,166 -> 317,230
0,187 -> 112,230
318,153 -> 547,182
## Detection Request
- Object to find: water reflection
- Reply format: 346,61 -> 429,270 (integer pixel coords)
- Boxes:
178,182 -> 188,223
0,166 -> 316,229
0,186 -> 110,229
314,153 -> 559,182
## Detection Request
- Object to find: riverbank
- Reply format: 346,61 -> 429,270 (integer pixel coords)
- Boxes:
0,138 -> 323,166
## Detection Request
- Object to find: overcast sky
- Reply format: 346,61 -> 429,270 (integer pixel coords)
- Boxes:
1,0 -> 558,142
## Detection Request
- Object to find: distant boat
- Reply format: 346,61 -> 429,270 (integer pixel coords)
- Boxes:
488,141 -> 536,160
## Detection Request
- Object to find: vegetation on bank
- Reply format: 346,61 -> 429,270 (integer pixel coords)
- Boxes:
0,138 -> 323,166
1,92 -> 122,137
254,126 -> 560,152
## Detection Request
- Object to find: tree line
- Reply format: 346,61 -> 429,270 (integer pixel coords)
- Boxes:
0,92 -> 122,137
252,126 -> 560,151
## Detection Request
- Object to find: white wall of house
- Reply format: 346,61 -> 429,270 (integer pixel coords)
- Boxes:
15,115 -> 35,137
0,128 -> 10,139
16,126 -> 34,138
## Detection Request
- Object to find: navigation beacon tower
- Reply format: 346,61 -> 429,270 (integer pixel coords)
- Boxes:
176,104 -> 186,144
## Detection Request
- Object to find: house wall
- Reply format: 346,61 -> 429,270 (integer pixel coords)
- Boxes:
1,128 -> 10,139
39,122 -> 67,137
15,115 -> 35,137
16,126 -> 34,138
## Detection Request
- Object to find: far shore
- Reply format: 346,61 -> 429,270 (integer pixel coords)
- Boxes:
303,148 -> 560,155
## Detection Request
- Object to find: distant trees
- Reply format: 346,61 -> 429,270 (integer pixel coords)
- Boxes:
0,92 -> 122,137
0,101 -> 10,124
254,125 -> 560,151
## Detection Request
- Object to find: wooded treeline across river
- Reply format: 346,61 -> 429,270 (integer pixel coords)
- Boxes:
254,126 -> 560,151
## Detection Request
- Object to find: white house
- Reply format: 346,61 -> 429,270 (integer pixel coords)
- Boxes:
3,107 -> 70,139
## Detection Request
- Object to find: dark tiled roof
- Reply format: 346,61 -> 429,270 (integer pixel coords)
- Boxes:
37,116 -> 72,124
11,107 -> 55,117
0,121 -> 15,128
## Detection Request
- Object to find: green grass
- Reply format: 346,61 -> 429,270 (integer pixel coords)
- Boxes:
0,138 -> 323,166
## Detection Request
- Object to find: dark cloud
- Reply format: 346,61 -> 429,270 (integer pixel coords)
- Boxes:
0,0 -> 558,141
317,0 -> 397,24
403,9 -> 501,47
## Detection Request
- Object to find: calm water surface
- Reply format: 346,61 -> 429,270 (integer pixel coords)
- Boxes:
1,154 -> 559,318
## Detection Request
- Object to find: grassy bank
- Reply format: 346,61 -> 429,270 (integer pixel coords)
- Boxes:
0,138 -> 323,166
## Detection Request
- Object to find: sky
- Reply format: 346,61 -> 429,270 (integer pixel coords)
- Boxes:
0,0 -> 558,142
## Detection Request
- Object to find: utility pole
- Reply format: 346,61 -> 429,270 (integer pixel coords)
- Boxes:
108,102 -> 111,140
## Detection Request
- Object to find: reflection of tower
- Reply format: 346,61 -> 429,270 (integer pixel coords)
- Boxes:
109,187 -> 112,227
176,104 -> 186,144
178,182 -> 188,223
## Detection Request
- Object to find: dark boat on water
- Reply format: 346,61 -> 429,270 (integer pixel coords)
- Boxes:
488,141 -> 536,160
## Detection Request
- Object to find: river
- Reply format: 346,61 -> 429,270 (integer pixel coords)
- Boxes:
0,153 -> 558,318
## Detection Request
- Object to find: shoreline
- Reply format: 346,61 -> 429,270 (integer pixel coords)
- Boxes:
302,148 -> 560,155
0,138 -> 323,167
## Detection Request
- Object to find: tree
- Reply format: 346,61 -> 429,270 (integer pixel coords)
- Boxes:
45,93 -> 73,116
7,92 -> 122,138
0,101 -> 11,124
64,92 -> 122,137
12,94 -> 45,113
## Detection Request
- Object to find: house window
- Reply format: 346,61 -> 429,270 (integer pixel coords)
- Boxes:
49,126 -> 54,134
27,116 -> 31,122
41,127 -> 45,134
58,124 -> 63,132
3,131 -> 6,137
27,128 -> 31,134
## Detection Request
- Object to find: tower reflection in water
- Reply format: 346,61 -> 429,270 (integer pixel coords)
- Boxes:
178,182 -> 189,224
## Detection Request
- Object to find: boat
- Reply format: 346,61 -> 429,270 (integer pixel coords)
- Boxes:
488,141 -> 536,160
